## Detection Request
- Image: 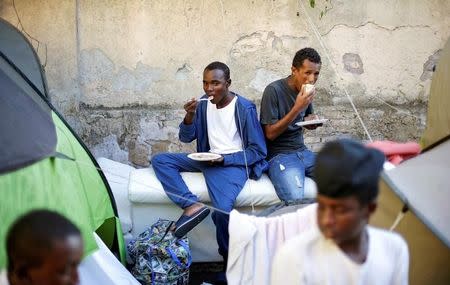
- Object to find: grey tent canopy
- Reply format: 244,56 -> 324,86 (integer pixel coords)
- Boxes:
0,57 -> 57,174
0,18 -> 56,174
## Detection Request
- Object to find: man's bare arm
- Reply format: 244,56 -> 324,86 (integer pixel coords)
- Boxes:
264,85 -> 315,141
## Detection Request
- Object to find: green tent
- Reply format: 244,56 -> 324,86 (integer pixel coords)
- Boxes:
0,18 -> 125,269
371,38 -> 450,285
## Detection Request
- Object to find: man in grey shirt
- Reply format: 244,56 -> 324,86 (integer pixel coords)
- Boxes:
260,47 -> 322,202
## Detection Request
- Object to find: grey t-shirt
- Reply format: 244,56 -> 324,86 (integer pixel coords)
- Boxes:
260,77 -> 313,159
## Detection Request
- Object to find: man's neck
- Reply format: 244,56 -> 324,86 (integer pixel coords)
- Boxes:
215,91 -> 235,109
337,228 -> 369,264
286,75 -> 300,93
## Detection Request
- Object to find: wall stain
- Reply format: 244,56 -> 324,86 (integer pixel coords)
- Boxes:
79,48 -> 163,100
420,49 -> 442,81
343,53 -> 364,75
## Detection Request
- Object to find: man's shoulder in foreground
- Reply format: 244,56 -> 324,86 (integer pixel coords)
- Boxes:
367,226 -> 409,256
277,226 -> 408,260
271,226 -> 409,284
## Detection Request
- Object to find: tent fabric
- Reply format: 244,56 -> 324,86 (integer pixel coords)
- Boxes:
421,38 -> 450,149
380,139 -> 450,247
373,170 -> 450,285
0,19 -> 47,97
0,63 -> 56,174
373,38 -> 450,285
0,19 -> 124,269
0,112 -> 118,268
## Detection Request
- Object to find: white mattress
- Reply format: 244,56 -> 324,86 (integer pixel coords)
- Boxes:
97,157 -> 134,233
128,167 -> 317,206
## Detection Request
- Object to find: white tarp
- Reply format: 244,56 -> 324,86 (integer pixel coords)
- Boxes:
78,233 -> 139,285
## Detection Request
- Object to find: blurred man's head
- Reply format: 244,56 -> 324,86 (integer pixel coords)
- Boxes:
6,210 -> 83,285
314,139 -> 385,245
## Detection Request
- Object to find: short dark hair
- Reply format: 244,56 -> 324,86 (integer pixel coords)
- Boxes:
314,139 -> 385,205
292,47 -> 321,68
6,209 -> 81,273
204,61 -> 230,81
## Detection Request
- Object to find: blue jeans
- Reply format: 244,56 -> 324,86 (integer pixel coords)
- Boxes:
268,149 -> 315,202
151,152 -> 247,259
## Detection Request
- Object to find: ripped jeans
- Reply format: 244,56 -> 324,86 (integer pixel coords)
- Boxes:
268,149 -> 316,203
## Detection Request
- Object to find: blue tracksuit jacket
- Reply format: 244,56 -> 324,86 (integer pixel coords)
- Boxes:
178,92 -> 268,179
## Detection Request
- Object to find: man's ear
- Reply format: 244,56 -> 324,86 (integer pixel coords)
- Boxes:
291,66 -> 296,75
226,79 -> 231,87
367,201 -> 377,216
10,263 -> 31,285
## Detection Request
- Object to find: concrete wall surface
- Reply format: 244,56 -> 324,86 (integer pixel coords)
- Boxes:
1,0 -> 449,166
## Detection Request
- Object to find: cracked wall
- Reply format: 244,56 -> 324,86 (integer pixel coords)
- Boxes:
1,0 -> 449,166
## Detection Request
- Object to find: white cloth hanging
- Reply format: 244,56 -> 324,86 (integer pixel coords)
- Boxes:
226,203 -> 318,285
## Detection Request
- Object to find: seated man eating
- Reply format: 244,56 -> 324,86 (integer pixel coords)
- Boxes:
152,61 -> 267,270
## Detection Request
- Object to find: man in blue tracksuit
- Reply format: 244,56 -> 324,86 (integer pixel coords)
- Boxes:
152,62 -> 267,276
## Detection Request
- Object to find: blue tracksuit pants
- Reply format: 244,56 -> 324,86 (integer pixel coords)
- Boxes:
152,152 -> 247,259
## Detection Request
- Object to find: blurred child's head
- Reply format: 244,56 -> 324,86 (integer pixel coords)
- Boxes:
6,209 -> 83,285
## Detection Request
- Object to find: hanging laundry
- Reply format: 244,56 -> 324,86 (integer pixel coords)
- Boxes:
226,204 -> 317,285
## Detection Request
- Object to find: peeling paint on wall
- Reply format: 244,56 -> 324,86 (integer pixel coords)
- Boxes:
420,50 -> 442,81
91,134 -> 129,164
79,48 -> 163,106
175,63 -> 193,81
343,53 -> 364,75
249,68 -> 282,93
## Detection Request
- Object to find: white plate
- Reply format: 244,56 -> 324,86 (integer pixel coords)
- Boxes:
187,152 -> 222,161
295,118 -> 328,127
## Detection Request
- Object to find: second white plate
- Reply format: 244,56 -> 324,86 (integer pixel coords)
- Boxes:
295,118 -> 328,127
187,152 -> 222,161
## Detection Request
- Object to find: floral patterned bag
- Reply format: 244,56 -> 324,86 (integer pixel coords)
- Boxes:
128,219 -> 191,285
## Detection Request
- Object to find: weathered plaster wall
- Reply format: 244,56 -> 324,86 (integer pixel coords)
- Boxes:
1,0 -> 449,166
0,0 -> 79,115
